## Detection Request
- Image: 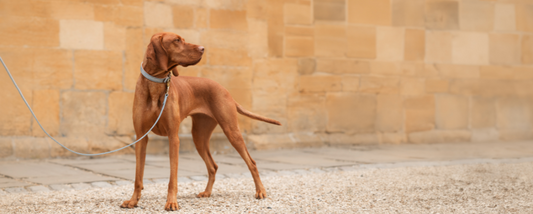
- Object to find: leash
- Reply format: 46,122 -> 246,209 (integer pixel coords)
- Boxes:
0,57 -> 170,156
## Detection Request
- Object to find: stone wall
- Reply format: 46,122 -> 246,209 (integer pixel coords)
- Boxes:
1,0 -> 533,158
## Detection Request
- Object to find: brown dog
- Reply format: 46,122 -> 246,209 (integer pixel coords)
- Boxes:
120,32 -> 281,211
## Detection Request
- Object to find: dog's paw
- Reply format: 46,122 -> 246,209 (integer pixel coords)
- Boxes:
120,200 -> 138,209
255,189 -> 267,199
196,191 -> 211,198
164,201 -> 180,211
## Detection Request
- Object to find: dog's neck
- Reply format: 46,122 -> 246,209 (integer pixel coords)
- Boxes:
142,61 -> 170,79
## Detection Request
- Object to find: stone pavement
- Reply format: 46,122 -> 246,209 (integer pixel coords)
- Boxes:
1,141 -> 533,194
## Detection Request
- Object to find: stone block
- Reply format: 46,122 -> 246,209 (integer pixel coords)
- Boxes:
471,97 -> 496,129
314,0 -> 345,22
425,31 -> 452,63
165,29 -> 200,44
49,137 -> 89,157
516,4 -> 533,32
92,182 -> 112,188
326,93 -> 376,133
173,5 -> 194,28
494,4 -> 515,31
202,67 -> 253,89
341,76 -> 360,92
298,58 -> 315,75
286,26 -> 314,37
400,78 -> 425,96
87,136 -> 133,156
359,77 -> 400,94
28,185 -> 50,192
252,59 -> 298,95
435,95 -> 469,129
0,59 -> 33,135
471,128 -> 499,142
460,0 -> 494,31
499,130 -> 533,141
108,92 -> 134,136
377,27 -> 404,61
267,0 -> 284,57
0,0 -> 51,17
479,65 -> 515,80
425,79 -> 449,93
287,94 -> 326,132
13,137 -> 50,159
71,183 -> 92,190
246,0 -> 267,20
205,0 -> 245,10
326,133 -> 379,144
404,95 -> 435,133
376,95 -> 403,132
247,19 -> 268,58
497,97 -> 530,130
124,28 -> 143,91
195,7 -> 208,28
298,76 -> 342,93
380,132 -> 407,144
285,36 -> 314,57
0,16 -> 59,47
74,50 -> 122,90
408,130 -> 471,144
210,9 -> 247,31
60,20 -> 104,50
425,0 -> 459,30
522,35 -> 533,64
347,0 -> 391,25
404,29 -> 425,61
314,24 -> 346,57
435,64 -> 480,79
144,2 -> 173,28
452,32 -> 489,65
346,26 -> 376,59
490,33 -> 520,65
48,1 -> 95,20
316,59 -> 370,74
0,138 -> 13,158
285,2 -> 312,25
32,90 -> 60,137
104,23 -> 126,51
392,0 -> 424,27
208,48 -> 252,66
115,6 -> 143,27
94,5 -> 115,22
60,91 -> 107,137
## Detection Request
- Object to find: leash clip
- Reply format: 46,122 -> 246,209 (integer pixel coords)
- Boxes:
165,73 -> 171,95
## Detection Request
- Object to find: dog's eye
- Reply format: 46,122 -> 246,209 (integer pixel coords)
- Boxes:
175,38 -> 181,43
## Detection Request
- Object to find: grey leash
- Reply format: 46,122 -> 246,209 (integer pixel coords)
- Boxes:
0,57 -> 169,156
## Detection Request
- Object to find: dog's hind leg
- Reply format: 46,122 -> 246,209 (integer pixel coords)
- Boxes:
191,114 -> 219,198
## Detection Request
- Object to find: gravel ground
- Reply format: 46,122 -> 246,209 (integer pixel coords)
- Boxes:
2,161 -> 533,213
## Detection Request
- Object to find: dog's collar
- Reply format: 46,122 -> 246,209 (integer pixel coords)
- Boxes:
140,63 -> 171,83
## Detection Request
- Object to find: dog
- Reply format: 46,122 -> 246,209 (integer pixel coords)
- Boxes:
120,32 -> 281,211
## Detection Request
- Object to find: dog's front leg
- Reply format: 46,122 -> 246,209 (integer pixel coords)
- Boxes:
121,135 -> 149,208
165,134 -> 180,211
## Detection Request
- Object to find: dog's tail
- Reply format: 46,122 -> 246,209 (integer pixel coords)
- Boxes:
236,103 -> 282,126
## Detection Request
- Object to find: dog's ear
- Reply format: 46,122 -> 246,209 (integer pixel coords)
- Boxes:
171,67 -> 179,76
149,33 -> 169,72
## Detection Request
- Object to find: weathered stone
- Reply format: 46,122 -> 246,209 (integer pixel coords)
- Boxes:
49,137 -> 89,157
426,31 -> 453,63
74,50 -> 122,90
285,26 -> 314,37
208,48 -> 252,66
479,66 -> 515,80
108,92 -> 134,136
435,95 -> 469,130
404,95 -> 435,133
326,93 -> 376,133
32,90 -> 60,137
0,16 -> 59,47
267,0 -> 284,57
298,58 -> 315,75
400,78 -> 425,96
521,35 -> 533,64
425,0 -> 459,30
326,133 -> 379,144
494,3 -> 516,31
435,64 -> 480,79
124,28 -> 143,91
298,76 -> 342,93
0,58 -> 33,135
404,29 -> 425,61
392,0 -> 424,27
314,0 -> 345,22
0,138 -> 13,158
115,6 -> 143,27
316,59 -> 370,74
252,59 -> 298,95
49,1 -> 95,20
460,0 -> 494,31
104,23 -> 126,51
144,1 -> 173,28
287,94 -> 326,132
346,26 -> 376,59
499,130 -> 533,141
210,9 -> 247,31
315,24 -> 346,57
516,4 -> 533,33
497,97 -> 530,130
452,32 -> 489,65
471,96 -> 495,130
376,95 -> 403,132
164,29 -> 200,44
60,91 -> 107,137
173,5 -> 194,28
377,27 -> 404,61
87,136 -> 134,156
471,128 -> 499,142
28,185 -> 50,192
380,132 -> 407,144
247,19 -> 268,58
13,137 -> 50,159
285,36 -> 314,57
341,76 -> 360,92
347,0 -> 391,25
359,77 -> 400,94
195,7 -> 208,28
284,2 -> 311,25
205,0 -> 245,10
425,79 -> 449,93
60,20 -> 103,50
490,33 -> 520,65
408,130 -> 471,144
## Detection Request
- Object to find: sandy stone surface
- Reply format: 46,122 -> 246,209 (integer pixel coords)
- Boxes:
1,161 -> 533,213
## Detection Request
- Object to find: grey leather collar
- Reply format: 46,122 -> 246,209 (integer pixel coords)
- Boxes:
140,63 -> 170,83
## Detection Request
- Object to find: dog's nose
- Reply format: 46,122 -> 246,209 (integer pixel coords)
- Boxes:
198,46 -> 205,53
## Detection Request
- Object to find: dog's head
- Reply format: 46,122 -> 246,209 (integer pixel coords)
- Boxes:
146,32 -> 204,76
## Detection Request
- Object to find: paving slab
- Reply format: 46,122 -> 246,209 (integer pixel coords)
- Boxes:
28,185 -> 50,192
0,177 -> 32,188
25,174 -> 117,185
92,182 -> 112,188
71,183 -> 92,190
5,187 -> 27,193
0,162 -> 84,178
49,184 -> 72,191
178,177 -> 192,183
256,161 -> 310,171
190,175 -> 208,181
115,180 -> 132,186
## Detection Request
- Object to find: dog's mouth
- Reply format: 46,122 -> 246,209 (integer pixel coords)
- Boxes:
183,57 -> 202,67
